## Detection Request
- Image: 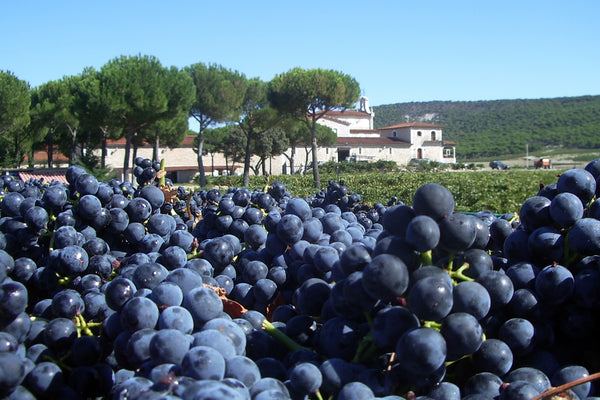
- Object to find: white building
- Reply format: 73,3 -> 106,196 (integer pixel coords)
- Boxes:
310,96 -> 456,167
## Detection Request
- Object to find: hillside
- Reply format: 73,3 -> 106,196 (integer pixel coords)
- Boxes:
372,95 -> 600,158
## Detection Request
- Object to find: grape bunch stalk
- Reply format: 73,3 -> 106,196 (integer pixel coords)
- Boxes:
0,159 -> 600,399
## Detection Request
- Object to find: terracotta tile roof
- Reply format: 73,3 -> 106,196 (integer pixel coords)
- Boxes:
17,169 -> 69,184
323,110 -> 372,118
380,122 -> 443,129
336,137 -> 411,146
349,129 -> 380,134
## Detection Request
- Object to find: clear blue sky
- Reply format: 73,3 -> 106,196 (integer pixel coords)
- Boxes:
2,0 -> 599,107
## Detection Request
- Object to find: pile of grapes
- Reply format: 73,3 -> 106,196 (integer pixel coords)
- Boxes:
1,157 -> 600,400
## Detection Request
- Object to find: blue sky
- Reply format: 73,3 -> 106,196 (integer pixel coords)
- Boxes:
2,0 -> 599,106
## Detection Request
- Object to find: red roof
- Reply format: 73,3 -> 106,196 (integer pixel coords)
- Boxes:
380,122 -> 443,129
18,170 -> 69,184
323,110 -> 372,118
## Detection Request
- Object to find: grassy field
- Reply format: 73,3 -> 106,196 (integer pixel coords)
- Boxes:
205,169 -> 565,215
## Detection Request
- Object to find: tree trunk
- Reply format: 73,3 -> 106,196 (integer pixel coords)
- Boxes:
13,135 -> 21,168
243,130 -> 252,187
196,130 -> 206,187
153,133 -> 160,163
310,120 -> 320,188
47,128 -> 54,169
261,156 -> 267,176
68,127 -> 77,166
123,131 -> 132,182
101,129 -> 107,169
290,145 -> 296,174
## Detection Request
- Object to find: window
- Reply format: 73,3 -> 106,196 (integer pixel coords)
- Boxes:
326,148 -> 329,154
444,147 -> 454,158
417,148 -> 423,159
359,147 -> 362,155
417,131 -> 422,136
389,147 -> 392,155
431,131 -> 436,141
392,131 -> 397,137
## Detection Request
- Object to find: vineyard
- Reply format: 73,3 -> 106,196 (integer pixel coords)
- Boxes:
210,169 -> 563,215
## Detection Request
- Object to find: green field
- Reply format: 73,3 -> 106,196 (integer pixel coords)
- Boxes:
207,169 -> 564,215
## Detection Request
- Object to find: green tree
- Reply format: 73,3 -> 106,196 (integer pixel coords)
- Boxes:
222,125 -> 246,175
301,123 -> 337,173
238,78 -> 281,186
252,126 -> 289,176
185,63 -> 246,187
139,67 -> 195,162
202,126 -> 228,175
280,118 -> 307,174
30,79 -> 73,168
0,71 -> 31,167
269,68 -> 360,188
99,55 -> 174,181
79,67 -> 122,169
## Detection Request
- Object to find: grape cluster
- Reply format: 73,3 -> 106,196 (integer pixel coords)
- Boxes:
1,160 -> 600,400
133,157 -> 172,187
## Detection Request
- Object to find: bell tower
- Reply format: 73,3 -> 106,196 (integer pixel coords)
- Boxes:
359,95 -> 374,129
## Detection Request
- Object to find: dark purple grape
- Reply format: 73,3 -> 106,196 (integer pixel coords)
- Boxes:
557,168 -> 596,206
75,173 -> 99,196
361,253 -> 409,302
498,318 -> 536,356
288,361 -> 322,395
412,182 -> 455,222
395,327 -> 447,379
104,277 -> 137,311
0,192 -> 24,217
51,288 -> 85,319
518,196 -> 552,233
497,380 -> 540,400
381,204 -> 415,236
149,328 -> 190,365
181,345 -> 226,380
25,361 -> 64,398
567,218 -> 600,256
551,364 -> 591,399
182,286 -> 223,328
534,263 -> 574,305
452,281 -> 491,320
440,312 -> 483,360
549,192 -> 584,228
405,214 -> 440,252
407,276 -> 453,321
473,338 -> 513,376
0,280 -> 28,320
476,270 -> 514,312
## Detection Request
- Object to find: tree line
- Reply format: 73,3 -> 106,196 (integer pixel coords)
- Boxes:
0,56 -> 360,188
373,96 -> 600,158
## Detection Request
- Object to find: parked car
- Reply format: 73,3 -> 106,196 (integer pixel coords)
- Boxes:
489,161 -> 510,170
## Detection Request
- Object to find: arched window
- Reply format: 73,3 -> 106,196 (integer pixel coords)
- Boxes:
417,148 -> 423,159
431,131 -> 436,141
417,131 -> 422,136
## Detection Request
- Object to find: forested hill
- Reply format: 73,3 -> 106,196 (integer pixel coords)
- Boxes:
372,95 -> 600,158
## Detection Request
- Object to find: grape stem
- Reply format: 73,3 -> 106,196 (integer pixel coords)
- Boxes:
262,320 -> 309,352
421,250 -> 433,266
531,371 -> 600,400
447,262 -> 475,283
